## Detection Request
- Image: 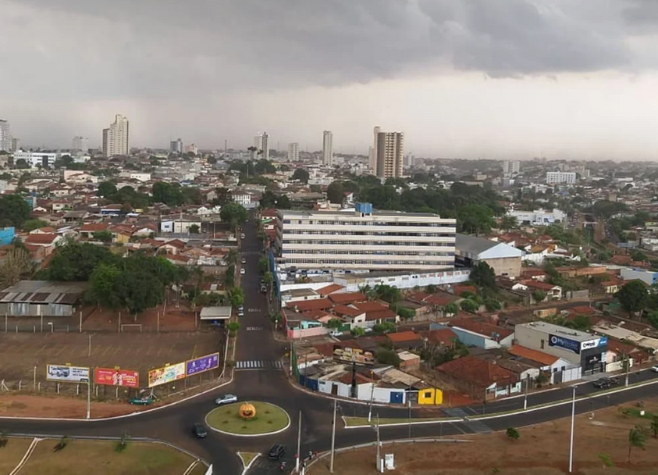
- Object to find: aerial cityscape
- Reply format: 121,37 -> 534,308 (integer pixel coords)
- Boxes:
1,1 -> 658,475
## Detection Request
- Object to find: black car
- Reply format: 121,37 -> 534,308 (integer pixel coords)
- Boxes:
592,378 -> 611,389
193,423 -> 208,438
268,444 -> 286,460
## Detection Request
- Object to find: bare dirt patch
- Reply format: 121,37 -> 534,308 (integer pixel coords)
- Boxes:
312,399 -> 658,475
0,437 -> 33,474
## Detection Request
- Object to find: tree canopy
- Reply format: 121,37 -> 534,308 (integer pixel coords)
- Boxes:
0,194 -> 31,228
292,168 -> 310,183
616,281 -> 648,315
470,262 -> 497,289
220,203 -> 248,229
327,182 -> 345,204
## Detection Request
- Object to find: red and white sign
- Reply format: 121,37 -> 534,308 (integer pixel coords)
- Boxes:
94,368 -> 139,388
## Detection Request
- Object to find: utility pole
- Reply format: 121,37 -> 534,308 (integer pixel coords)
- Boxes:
88,334 -> 93,358
368,373 -> 375,422
33,366 -> 37,391
624,354 -> 630,387
330,399 -> 337,473
296,410 -> 302,472
408,396 -> 412,439
86,381 -> 91,419
568,386 -> 576,473
375,413 -> 381,473
524,374 -> 530,410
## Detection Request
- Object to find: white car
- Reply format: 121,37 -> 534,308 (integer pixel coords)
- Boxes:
651,365 -> 658,373
215,394 -> 238,405
240,268 -> 246,275
329,330 -> 342,338
241,258 -> 246,264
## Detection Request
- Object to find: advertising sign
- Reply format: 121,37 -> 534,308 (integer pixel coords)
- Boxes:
46,364 -> 90,383
186,353 -> 220,376
581,337 -> 608,351
94,368 -> 139,388
333,346 -> 375,365
548,334 -> 581,354
148,362 -> 186,387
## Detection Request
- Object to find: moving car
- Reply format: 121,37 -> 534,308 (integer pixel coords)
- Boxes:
268,444 -> 286,460
260,284 -> 267,293
592,377 -> 618,389
215,394 -> 238,405
193,423 -> 208,438
240,233 -> 246,239
652,365 -> 658,373
241,257 -> 246,264
240,268 -> 246,275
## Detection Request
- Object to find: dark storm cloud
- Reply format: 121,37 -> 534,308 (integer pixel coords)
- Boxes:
7,0 -> 638,95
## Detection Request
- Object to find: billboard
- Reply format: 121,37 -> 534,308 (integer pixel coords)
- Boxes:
47,364 -> 90,383
549,334 -> 581,354
333,346 -> 374,365
186,353 -> 220,376
581,337 -> 608,351
148,362 -> 186,387
94,368 -> 139,388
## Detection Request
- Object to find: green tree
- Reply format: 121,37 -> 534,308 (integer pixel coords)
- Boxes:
276,194 -> 292,209
229,288 -> 245,308
628,425 -> 647,463
87,263 -> 122,309
152,182 -> 184,206
506,427 -> 520,440
484,299 -> 502,312
470,262 -> 497,289
630,250 -> 647,262
375,348 -> 401,367
327,182 -> 345,204
263,271 -> 273,286
616,281 -> 648,316
21,218 -> 49,232
532,290 -> 546,303
259,191 -> 277,209
650,415 -> 658,438
227,321 -> 241,335
116,269 -> 164,316
0,194 -> 31,228
213,187 -> 233,206
373,322 -> 396,333
458,204 -> 496,236
189,224 -> 200,234
396,306 -> 416,320
351,326 -> 365,337
224,265 -> 235,288
500,215 -> 518,231
47,242 -> 119,281
220,202 -> 248,230
460,299 -> 479,313
258,257 -> 269,274
444,302 -> 459,316
292,168 -> 310,183
373,284 -> 401,303
92,231 -> 113,243
327,318 -> 343,329
97,181 -> 118,199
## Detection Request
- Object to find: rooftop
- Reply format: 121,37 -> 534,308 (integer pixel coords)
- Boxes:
282,209 -> 449,219
518,321 -> 597,342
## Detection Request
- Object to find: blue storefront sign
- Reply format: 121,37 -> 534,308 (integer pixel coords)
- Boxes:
185,353 -> 220,376
549,334 -> 581,354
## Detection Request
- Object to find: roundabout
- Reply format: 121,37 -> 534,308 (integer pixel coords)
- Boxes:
205,401 -> 290,437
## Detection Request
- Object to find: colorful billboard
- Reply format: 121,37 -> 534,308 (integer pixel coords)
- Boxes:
47,364 -> 90,383
94,368 -> 139,388
333,346 -> 375,365
549,334 -> 580,354
148,362 -> 186,387
186,353 -> 220,376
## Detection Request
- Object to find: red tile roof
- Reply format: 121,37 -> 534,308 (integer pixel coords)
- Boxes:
449,319 -> 514,339
328,292 -> 367,305
386,331 -> 420,343
437,355 -> 517,387
524,280 -> 559,291
364,309 -> 397,321
286,298 -> 333,312
508,344 -> 558,366
80,223 -> 109,232
418,329 -> 457,346
353,301 -> 389,313
165,239 -> 186,249
24,233 -> 58,245
333,304 -> 363,317
317,284 -> 345,297
569,306 -> 596,315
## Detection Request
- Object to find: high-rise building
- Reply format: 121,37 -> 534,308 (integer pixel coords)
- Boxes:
0,120 -> 10,152
185,143 -> 198,155
546,171 -> 577,184
369,127 -> 380,171
102,114 -> 129,157
72,136 -> 89,152
10,138 -> 20,152
287,142 -> 299,161
254,132 -> 269,161
502,160 -> 520,176
404,153 -> 415,168
170,138 -> 183,154
373,127 -> 404,178
322,131 -> 333,166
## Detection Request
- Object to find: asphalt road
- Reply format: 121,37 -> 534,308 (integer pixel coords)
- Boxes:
2,219 -> 658,475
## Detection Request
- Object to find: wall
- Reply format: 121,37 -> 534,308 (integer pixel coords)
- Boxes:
433,324 -> 497,349
514,325 -> 582,365
482,256 -> 522,278
287,326 -> 329,340
620,268 -> 658,286
565,290 -> 589,300
335,270 -> 470,292
0,227 -> 15,246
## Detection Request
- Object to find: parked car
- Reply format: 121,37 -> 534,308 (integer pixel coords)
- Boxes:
268,444 -> 286,460
260,284 -> 267,293
238,306 -> 244,317
592,378 -> 612,389
241,257 -> 246,264
240,268 -> 246,275
329,330 -> 342,338
215,394 -> 238,406
240,233 -> 246,239
193,423 -> 208,438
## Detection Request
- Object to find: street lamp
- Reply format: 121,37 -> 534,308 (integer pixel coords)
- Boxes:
568,385 -> 576,473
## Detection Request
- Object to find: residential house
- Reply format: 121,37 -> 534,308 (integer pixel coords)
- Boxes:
437,355 -> 520,400
79,223 -> 110,239
442,319 -> 515,349
23,233 -> 64,255
386,331 -> 424,351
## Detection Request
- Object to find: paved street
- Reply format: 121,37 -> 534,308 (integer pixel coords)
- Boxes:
1,218 -> 657,475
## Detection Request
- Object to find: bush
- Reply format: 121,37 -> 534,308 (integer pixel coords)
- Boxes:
506,427 -> 520,440
115,433 -> 130,453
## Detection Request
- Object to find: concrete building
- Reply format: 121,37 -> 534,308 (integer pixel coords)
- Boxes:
322,131 -> 333,166
254,132 -> 269,161
0,280 -> 87,317
279,202 -> 456,272
170,138 -> 183,154
619,267 -> 658,286
456,233 -> 523,277
185,143 -> 198,155
10,137 -> 20,152
12,151 -> 60,168
372,127 -> 404,178
72,136 -> 89,152
287,142 -> 299,162
507,208 -> 566,226
103,114 -> 129,157
515,321 -> 608,375
502,160 -> 520,176
0,119 -> 10,152
546,171 -> 576,184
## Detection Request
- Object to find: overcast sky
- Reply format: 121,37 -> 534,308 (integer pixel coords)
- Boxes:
2,0 -> 658,160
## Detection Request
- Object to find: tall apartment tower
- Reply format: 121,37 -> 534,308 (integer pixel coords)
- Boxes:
373,127 -> 404,178
170,138 -> 183,154
254,132 -> 269,161
103,114 -> 129,157
72,136 -> 89,152
322,130 -> 333,166
287,143 -> 299,161
0,119 -> 10,152
369,126 -> 380,171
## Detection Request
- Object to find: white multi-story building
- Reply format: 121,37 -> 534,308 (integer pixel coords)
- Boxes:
322,131 -> 333,166
502,160 -> 520,176
185,143 -> 198,155
102,114 -> 129,157
12,151 -> 60,168
546,171 -> 576,184
0,120 -> 10,152
287,142 -> 299,161
254,132 -> 269,161
72,136 -> 89,152
372,127 -> 404,178
279,203 -> 456,272
507,208 -> 566,226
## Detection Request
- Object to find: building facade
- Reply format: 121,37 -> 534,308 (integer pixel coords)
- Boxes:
170,138 -> 183,154
254,132 -> 269,161
287,142 -> 299,161
507,208 -> 566,226
502,160 -> 520,176
322,130 -> 333,166
279,203 -> 456,272
103,114 -> 129,157
373,127 -> 404,178
12,151 -> 60,168
0,119 -> 10,152
72,136 -> 89,152
546,171 -> 576,184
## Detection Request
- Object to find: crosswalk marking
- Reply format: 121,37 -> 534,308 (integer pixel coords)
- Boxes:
235,360 -> 284,370
246,326 -> 263,331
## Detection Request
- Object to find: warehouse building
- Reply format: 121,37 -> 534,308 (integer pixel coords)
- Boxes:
455,233 -> 523,277
0,281 -> 87,317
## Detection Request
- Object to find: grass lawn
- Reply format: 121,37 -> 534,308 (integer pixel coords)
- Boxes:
344,416 -> 448,427
0,437 -> 33,474
238,452 -> 260,467
206,401 -> 289,435
19,439 -> 202,475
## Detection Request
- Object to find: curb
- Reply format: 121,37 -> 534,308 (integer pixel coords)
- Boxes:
205,402 -> 291,438
238,452 -> 260,475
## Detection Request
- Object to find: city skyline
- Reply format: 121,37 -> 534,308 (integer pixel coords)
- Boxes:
3,1 -> 658,160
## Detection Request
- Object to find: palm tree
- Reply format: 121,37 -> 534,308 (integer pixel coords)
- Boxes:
628,425 -> 647,463
358,284 -> 375,301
